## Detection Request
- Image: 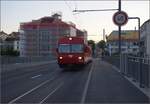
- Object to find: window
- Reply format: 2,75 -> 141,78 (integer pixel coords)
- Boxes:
58,44 -> 70,53
121,48 -> 126,52
58,44 -> 83,53
71,44 -> 83,53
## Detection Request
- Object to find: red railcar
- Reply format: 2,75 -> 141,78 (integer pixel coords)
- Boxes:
56,37 -> 92,68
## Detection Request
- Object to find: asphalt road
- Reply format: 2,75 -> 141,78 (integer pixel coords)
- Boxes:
1,58 -> 149,104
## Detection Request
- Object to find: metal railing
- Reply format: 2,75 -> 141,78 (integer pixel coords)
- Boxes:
103,55 -> 150,88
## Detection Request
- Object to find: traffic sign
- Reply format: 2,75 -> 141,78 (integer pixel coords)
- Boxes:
113,11 -> 128,26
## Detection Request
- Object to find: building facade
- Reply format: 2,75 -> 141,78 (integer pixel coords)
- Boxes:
8,32 -> 20,51
14,40 -> 20,51
140,19 -> 150,57
76,29 -> 88,44
106,30 -> 139,55
0,31 -> 9,50
19,13 -> 87,57
0,31 -> 19,51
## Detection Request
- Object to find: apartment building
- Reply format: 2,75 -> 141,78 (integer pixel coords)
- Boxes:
8,32 -> 20,51
0,31 -> 20,51
19,13 -> 87,57
106,30 -> 139,55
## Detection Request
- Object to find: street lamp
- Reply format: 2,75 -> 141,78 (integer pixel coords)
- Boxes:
128,17 -> 140,41
128,17 -> 144,88
128,17 -> 140,55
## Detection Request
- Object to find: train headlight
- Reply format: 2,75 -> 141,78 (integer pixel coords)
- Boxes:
78,57 -> 82,60
59,57 -> 63,59
69,37 -> 72,40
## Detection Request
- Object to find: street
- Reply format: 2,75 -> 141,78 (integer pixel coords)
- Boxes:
1,58 -> 149,104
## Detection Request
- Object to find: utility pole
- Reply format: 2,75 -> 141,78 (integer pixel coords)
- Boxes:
103,29 -> 105,41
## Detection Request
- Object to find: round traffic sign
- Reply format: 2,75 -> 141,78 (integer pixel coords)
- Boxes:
113,11 -> 128,26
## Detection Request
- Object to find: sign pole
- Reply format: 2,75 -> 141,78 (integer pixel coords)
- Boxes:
118,0 -> 122,74
118,0 -> 121,54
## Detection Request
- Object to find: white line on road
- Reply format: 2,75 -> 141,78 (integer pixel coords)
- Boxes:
39,82 -> 64,104
81,62 -> 94,104
31,74 -> 42,79
15,63 -> 21,64
30,67 -> 59,79
8,76 -> 56,104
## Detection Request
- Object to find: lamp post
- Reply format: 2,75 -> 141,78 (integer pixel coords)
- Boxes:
128,17 -> 143,88
128,17 -> 140,41
128,17 -> 141,54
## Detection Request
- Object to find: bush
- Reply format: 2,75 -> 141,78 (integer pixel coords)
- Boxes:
0,48 -> 19,56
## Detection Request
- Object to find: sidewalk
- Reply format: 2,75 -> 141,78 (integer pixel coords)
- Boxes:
0,60 -> 56,73
85,58 -> 149,103
105,60 -> 150,99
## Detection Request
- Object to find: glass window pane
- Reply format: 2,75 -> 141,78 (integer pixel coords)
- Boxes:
58,44 -> 70,53
71,44 -> 83,53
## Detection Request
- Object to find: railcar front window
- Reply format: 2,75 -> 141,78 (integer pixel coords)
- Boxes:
58,44 -> 70,53
71,44 -> 83,53
58,44 -> 83,53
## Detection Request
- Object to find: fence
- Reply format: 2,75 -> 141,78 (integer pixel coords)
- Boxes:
103,55 -> 150,88
0,56 -> 56,65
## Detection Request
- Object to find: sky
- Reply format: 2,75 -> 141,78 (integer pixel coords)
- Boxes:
1,0 -> 150,42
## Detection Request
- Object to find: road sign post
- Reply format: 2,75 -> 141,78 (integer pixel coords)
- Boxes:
113,10 -> 128,55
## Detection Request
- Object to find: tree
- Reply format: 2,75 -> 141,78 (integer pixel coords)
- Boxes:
0,48 -> 19,56
97,40 -> 106,50
96,40 -> 107,56
88,40 -> 95,55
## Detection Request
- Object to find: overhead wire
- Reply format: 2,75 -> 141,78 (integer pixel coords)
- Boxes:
63,0 -> 83,30
64,0 -> 72,12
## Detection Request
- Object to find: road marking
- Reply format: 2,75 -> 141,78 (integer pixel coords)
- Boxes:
31,74 -> 42,79
39,82 -> 64,104
15,63 -> 21,64
81,62 -> 94,104
8,76 -> 56,104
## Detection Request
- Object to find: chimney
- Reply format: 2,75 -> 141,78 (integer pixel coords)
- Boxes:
51,12 -> 62,20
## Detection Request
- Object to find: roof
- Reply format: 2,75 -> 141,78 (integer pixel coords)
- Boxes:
20,16 -> 76,29
0,31 -> 8,41
107,30 -> 139,41
6,32 -> 20,41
